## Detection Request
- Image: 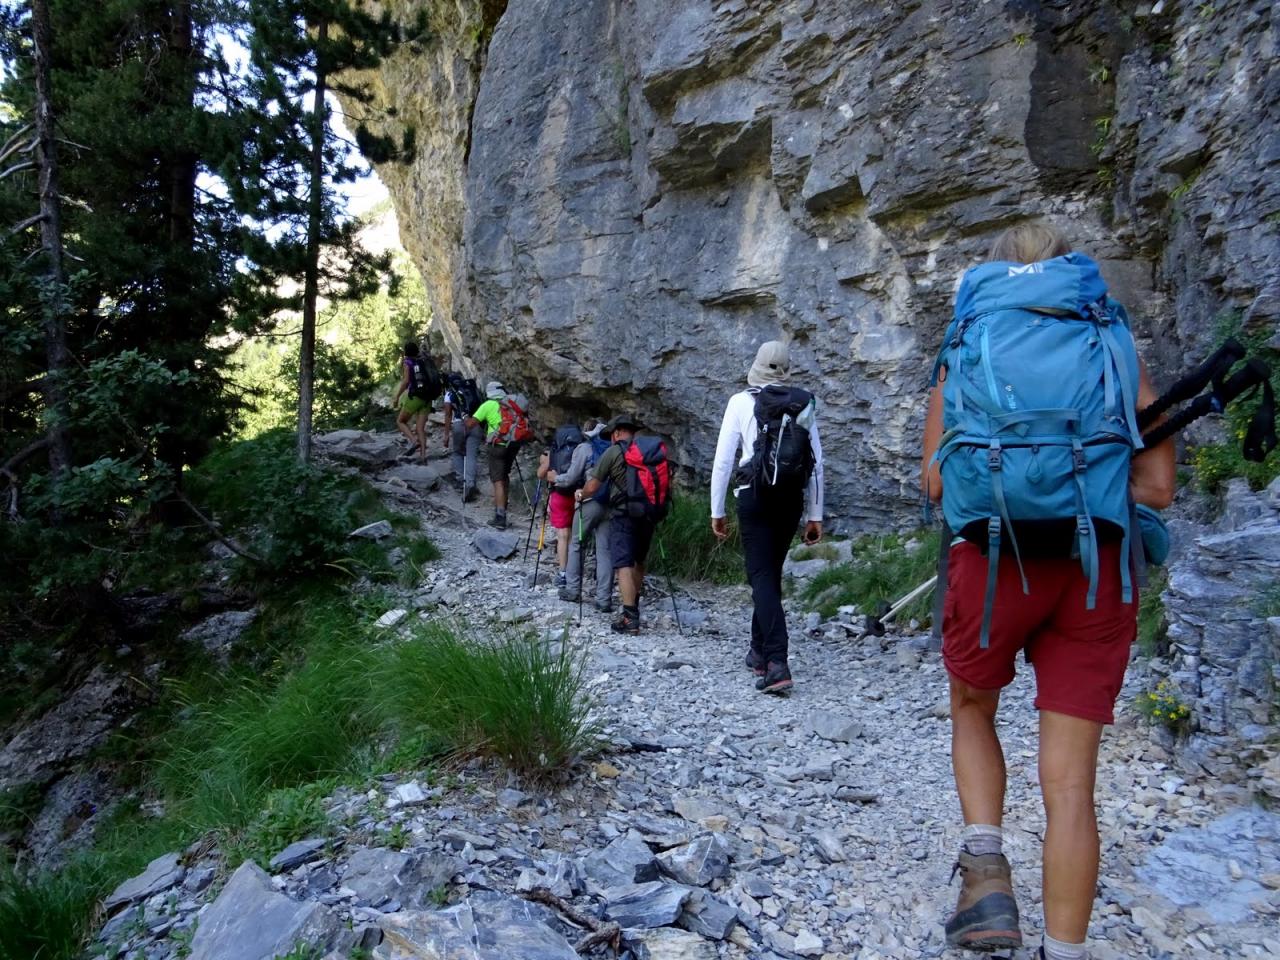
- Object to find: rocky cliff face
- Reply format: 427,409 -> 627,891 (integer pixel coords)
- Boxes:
352,0 -> 1278,526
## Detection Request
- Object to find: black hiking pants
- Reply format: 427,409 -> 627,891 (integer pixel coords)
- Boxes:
738,484 -> 804,665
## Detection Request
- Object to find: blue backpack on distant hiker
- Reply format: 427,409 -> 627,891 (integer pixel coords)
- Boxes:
586,436 -> 612,504
930,253 -> 1145,646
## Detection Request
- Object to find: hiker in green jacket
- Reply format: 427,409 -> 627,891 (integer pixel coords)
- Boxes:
465,381 -> 532,530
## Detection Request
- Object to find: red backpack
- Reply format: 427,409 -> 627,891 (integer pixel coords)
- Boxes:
493,398 -> 535,445
622,437 -> 671,521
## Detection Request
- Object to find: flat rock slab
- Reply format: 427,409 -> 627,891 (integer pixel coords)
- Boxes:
375,609 -> 409,629
807,708 -> 862,743
635,927 -> 717,960
188,860 -> 340,960
374,892 -> 578,960
677,889 -> 738,940
1134,807 -> 1280,924
472,530 -> 520,561
581,833 -> 660,895
382,464 -> 444,491
269,837 -> 327,872
104,852 -> 185,911
602,881 -> 693,929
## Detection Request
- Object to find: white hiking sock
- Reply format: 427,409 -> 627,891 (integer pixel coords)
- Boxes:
1042,933 -> 1087,960
960,823 -> 1003,857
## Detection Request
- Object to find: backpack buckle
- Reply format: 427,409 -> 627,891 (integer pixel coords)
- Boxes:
1072,447 -> 1087,472
987,447 -> 1002,471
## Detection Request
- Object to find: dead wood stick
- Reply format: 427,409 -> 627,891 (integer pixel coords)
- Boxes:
519,887 -> 621,954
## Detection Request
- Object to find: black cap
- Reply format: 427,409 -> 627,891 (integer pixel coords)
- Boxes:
604,414 -> 643,434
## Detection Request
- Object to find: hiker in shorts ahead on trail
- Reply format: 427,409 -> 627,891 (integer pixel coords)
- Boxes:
466,381 -> 534,530
921,222 -> 1175,960
536,421 -> 592,591
391,342 -> 441,463
710,340 -> 825,696
575,414 -> 670,635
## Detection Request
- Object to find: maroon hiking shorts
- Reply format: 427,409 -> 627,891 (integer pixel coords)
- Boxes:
942,541 -> 1137,724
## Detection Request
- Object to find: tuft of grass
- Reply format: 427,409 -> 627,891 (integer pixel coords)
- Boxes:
649,492 -> 745,585
1137,567 -> 1170,657
803,529 -> 940,624
378,622 -> 599,782
235,781 -> 334,868
0,785 -> 45,837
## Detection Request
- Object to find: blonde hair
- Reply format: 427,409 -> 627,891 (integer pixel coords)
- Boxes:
989,222 -> 1070,264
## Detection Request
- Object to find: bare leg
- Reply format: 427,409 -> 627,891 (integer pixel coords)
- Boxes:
414,413 -> 428,460
556,526 -> 570,570
494,479 -> 508,513
950,677 -> 1006,827
1039,710 -> 1103,943
618,566 -> 638,607
396,408 -> 415,447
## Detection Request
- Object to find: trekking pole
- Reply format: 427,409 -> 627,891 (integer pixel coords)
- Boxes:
531,486 -> 550,587
656,536 -> 683,636
862,575 -> 938,637
513,456 -> 534,515
524,477 -> 543,560
575,501 -> 585,623
1137,338 -> 1246,431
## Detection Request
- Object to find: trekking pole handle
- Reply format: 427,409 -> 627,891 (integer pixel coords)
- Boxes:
1137,338 -> 1246,430
1139,359 -> 1270,450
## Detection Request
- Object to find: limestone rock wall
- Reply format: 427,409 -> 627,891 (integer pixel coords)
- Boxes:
360,0 -> 1279,527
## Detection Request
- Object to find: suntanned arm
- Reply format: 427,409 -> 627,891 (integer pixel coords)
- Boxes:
579,476 -> 602,499
920,369 -> 946,503
1131,359 -> 1177,509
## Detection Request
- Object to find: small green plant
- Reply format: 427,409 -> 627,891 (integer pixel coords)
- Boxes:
1090,115 -> 1113,157
1137,568 -> 1169,657
1088,63 -> 1110,85
427,884 -> 450,907
1170,166 -> 1202,202
238,782 -> 333,867
1135,680 -> 1193,733
802,529 -> 940,623
1095,164 -> 1116,189
1012,32 -> 1030,47
1252,584 -> 1280,619
1198,3 -> 1216,17
383,822 -> 409,851
273,945 -> 321,960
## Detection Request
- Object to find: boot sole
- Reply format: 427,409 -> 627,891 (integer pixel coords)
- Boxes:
758,678 -> 793,695
946,931 -> 1022,952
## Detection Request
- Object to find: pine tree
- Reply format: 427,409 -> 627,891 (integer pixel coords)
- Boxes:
237,0 -> 419,463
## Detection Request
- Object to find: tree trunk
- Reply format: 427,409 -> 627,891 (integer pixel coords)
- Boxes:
31,0 -> 73,491
297,18 -> 328,465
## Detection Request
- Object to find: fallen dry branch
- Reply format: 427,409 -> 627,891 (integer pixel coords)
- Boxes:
519,886 -> 621,955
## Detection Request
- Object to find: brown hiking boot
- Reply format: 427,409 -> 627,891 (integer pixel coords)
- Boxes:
944,850 -> 1022,952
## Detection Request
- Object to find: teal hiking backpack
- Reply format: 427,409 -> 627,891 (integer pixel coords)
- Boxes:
930,253 -> 1145,646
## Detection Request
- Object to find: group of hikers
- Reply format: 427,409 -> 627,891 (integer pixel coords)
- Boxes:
393,222 -> 1185,960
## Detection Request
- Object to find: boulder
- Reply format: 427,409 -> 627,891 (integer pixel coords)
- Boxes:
655,834 -> 730,887
382,464 -> 443,491
601,881 -> 693,929
182,609 -> 259,657
581,833 -> 661,895
472,530 -> 520,561
807,709 -> 862,743
188,861 -> 342,960
633,927 -> 718,960
350,520 -> 394,540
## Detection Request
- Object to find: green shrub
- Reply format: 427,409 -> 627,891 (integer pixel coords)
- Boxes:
649,491 -> 744,585
379,622 -> 599,781
803,529 -> 940,623
1134,680 -> 1193,733
0,785 -> 44,836
1189,323 -> 1280,494
237,782 -> 334,868
1137,567 -> 1170,657
0,858 -> 102,960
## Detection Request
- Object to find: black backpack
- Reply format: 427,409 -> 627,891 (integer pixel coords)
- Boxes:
446,373 -> 482,417
743,386 -> 815,490
550,425 -> 585,476
406,356 -> 442,403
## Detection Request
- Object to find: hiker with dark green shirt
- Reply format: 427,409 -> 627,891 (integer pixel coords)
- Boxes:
576,414 -> 670,634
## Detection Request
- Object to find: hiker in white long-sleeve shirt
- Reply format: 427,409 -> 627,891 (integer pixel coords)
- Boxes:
710,340 -> 825,695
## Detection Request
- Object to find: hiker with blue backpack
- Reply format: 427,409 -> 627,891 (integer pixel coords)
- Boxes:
575,414 -> 671,634
922,223 -> 1175,960
710,340 -> 825,696
558,421 -> 615,612
536,420 -> 594,590
445,373 -> 485,503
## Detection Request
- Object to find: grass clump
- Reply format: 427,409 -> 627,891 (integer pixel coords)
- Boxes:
803,529 -> 940,623
1137,567 -> 1170,657
236,781 -> 335,868
379,622 -> 599,781
649,491 -> 744,585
